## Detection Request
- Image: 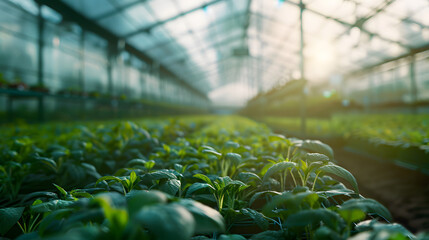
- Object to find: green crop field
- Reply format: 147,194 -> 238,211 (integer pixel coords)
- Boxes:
261,114 -> 429,149
0,116 -> 424,239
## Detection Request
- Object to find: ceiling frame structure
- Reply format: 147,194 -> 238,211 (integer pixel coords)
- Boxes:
34,0 -> 429,99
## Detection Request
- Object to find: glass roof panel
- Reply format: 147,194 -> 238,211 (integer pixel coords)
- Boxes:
365,13 -> 403,43
183,9 -> 210,30
62,0 -> 115,19
109,0 -> 138,7
174,0 -> 207,12
99,14 -> 137,36
150,25 -> 171,42
146,47 -> 167,59
128,33 -> 157,50
208,1 -> 232,20
146,0 -> 181,22
124,2 -> 157,28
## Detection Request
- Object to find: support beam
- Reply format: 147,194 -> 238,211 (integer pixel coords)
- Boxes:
283,0 -> 409,49
409,54 -> 418,104
299,0 -> 306,136
107,40 -> 116,96
79,30 -> 85,92
35,0 -> 208,100
346,42 -> 429,78
95,0 -> 144,20
126,12 -> 246,54
37,3 -> 45,122
123,0 -> 224,39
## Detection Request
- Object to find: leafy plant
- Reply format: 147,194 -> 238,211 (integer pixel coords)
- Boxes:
0,116 -> 416,239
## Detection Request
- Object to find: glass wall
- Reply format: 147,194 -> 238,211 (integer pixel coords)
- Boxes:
0,0 -> 209,117
344,51 -> 429,107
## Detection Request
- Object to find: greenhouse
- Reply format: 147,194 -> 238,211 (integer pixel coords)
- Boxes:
0,0 -> 428,239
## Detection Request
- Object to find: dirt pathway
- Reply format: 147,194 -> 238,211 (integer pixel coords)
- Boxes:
334,147 -> 429,233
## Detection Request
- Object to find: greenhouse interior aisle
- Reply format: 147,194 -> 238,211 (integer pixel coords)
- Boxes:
332,147 -> 429,233
1,0 -> 429,239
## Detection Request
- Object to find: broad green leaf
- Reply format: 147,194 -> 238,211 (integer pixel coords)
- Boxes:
355,221 -> 414,239
227,180 -> 246,188
194,173 -> 213,185
224,141 -> 240,149
219,234 -> 247,240
129,171 -> 138,184
159,179 -> 181,196
263,162 -> 296,182
15,232 -> 40,240
174,163 -> 184,172
237,172 -> 262,184
320,164 -> 359,194
70,191 -> 93,199
250,230 -> 284,240
313,226 -> 343,240
0,207 -> 25,235
20,191 -> 58,204
0,166 -> 7,175
126,190 -> 168,216
249,191 -> 281,207
95,176 -> 123,186
81,163 -> 102,179
31,200 -> 75,213
306,153 -> 330,163
285,209 -> 343,230
134,204 -> 195,240
263,191 -> 319,215
163,144 -> 171,153
240,208 -> 269,230
225,153 -> 242,164
268,134 -> 286,142
218,234 -> 246,240
145,160 -> 156,170
126,159 -> 147,167
341,198 -> 392,221
202,149 -> 222,157
92,192 -> 126,209
260,162 -> 274,176
186,183 -> 215,197
146,171 -> 177,181
177,199 -> 225,234
300,140 -> 334,160
53,183 -> 68,197
34,156 -> 57,172
338,209 -> 366,223
37,208 -> 74,236
316,189 -> 354,198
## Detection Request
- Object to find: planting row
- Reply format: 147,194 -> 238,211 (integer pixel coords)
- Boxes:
0,116 -> 426,239
261,115 -> 429,147
260,115 -> 429,174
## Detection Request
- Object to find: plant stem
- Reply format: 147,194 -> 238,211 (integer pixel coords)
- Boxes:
311,171 -> 321,191
283,170 -> 288,191
297,170 -> 305,186
290,169 -> 297,187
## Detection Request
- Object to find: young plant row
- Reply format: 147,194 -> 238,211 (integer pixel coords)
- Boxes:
261,114 -> 429,149
0,116 -> 425,239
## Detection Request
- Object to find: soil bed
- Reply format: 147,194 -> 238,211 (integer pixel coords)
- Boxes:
333,146 -> 429,233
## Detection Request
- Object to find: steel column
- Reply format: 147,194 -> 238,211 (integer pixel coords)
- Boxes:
299,0 -> 306,135
37,3 -> 45,122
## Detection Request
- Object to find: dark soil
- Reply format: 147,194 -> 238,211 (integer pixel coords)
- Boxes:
334,147 -> 429,233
